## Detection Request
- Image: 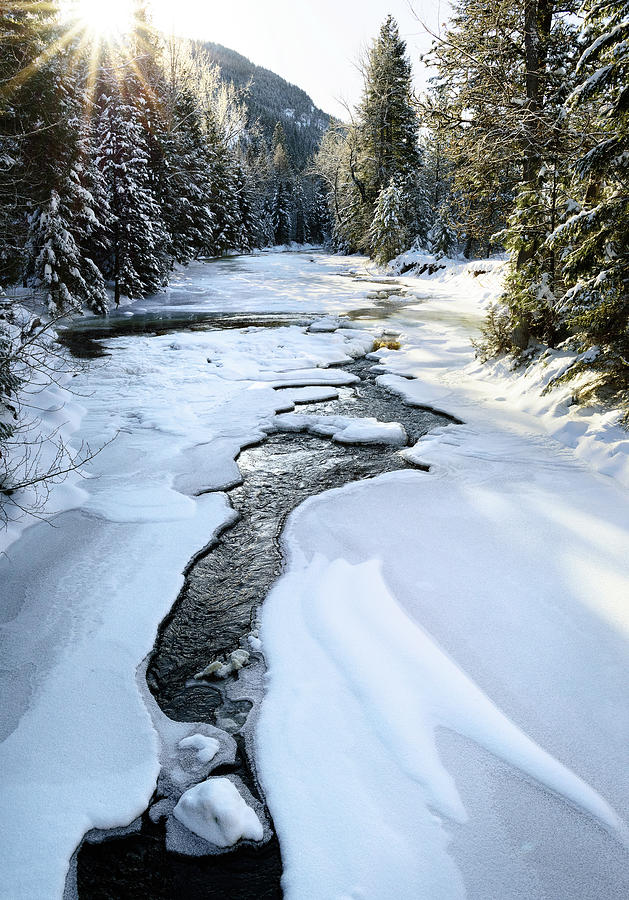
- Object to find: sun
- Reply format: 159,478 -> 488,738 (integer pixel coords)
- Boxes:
66,0 -> 136,41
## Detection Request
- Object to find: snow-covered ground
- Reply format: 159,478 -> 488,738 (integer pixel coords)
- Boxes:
1,250 -> 628,898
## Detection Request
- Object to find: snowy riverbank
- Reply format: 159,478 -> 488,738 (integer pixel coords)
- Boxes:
1,250 -> 628,899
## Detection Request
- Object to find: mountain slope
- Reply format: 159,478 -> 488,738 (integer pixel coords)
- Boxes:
201,42 -> 332,168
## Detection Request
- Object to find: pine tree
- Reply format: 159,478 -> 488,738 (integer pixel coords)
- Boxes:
309,179 -> 332,245
0,297 -> 20,444
161,88 -> 216,263
322,16 -> 423,255
205,115 -> 243,254
26,188 -> 106,314
550,0 -> 629,399
369,178 -> 406,264
427,211 -> 457,258
271,122 -> 295,244
13,38 -> 110,314
96,70 -> 170,304
233,158 -> 261,251
0,1 -> 57,286
359,16 -> 421,201
429,0 -> 579,268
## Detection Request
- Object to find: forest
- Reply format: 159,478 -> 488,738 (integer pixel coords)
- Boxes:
2,2 -> 628,425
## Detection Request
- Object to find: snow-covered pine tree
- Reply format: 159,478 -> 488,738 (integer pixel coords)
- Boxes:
293,178 -> 308,245
271,182 -> 293,245
427,210 -> 457,258
369,178 -> 406,264
550,0 -> 629,401
321,16 -> 422,255
233,158 -> 261,251
359,16 -> 421,200
96,69 -> 170,304
161,88 -> 216,263
0,297 -> 20,444
18,43 -> 109,314
0,0 -> 57,286
205,114 -> 243,254
271,122 -> 294,244
309,179 -> 332,245
425,1 -> 525,256
26,188 -> 107,314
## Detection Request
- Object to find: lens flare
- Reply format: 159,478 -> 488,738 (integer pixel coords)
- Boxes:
68,0 -> 135,40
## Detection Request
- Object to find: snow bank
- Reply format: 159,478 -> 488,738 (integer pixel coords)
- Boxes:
379,251 -> 629,489
173,777 -> 263,848
4,249 -> 628,899
258,461 -> 629,897
0,306 -> 89,555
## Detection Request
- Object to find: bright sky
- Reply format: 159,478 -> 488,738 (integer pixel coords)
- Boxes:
148,1 -> 451,118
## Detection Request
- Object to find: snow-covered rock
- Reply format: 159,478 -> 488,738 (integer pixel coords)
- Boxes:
178,735 -> 220,765
173,778 -> 263,848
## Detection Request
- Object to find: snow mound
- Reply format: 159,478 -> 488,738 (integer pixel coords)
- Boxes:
178,735 -> 220,765
308,315 -> 342,332
270,413 -> 407,446
173,777 -> 264,848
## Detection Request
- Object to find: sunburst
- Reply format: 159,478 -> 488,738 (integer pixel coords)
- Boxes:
63,0 -> 136,41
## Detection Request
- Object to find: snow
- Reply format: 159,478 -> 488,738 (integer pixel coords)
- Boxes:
253,251 -> 629,899
178,735 -> 221,765
1,249 -> 628,899
173,777 -> 264,848
270,413 -> 407,445
258,553 -> 627,898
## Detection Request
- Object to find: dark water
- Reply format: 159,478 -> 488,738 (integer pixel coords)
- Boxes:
57,313 -> 316,358
69,323 -> 456,899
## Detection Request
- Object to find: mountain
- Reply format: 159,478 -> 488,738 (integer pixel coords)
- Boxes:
201,42 -> 332,169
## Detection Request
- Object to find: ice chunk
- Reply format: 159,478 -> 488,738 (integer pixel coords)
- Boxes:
173,777 -> 263,847
271,413 -> 407,446
194,649 -> 250,680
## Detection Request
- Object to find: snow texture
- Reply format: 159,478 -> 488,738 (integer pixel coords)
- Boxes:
178,735 -> 221,765
270,413 -> 407,445
173,777 -> 264,848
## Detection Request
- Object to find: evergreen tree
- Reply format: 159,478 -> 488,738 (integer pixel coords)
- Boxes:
0,298 -> 20,443
271,122 -> 295,243
358,16 -> 421,201
96,70 -> 170,303
369,178 -> 406,264
26,188 -> 107,314
161,88 -> 216,263
14,38 -> 110,314
233,157 -> 260,251
205,115 -> 243,254
550,0 -> 629,398
309,179 -> 332,245
320,16 -> 423,256
0,1 -> 57,286
427,211 -> 457,259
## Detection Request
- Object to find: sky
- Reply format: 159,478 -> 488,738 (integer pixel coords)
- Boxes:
148,1 -> 451,118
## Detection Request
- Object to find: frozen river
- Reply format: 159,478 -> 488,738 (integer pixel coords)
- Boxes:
1,250 -> 628,899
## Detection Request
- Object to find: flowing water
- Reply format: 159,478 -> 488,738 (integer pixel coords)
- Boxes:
63,313 -> 456,899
